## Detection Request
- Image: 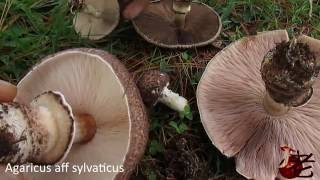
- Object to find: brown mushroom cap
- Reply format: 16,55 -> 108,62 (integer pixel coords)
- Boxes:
197,30 -> 320,179
15,48 -> 149,180
0,80 -> 17,102
73,0 -> 120,40
132,0 -> 222,48
137,70 -> 170,106
119,0 -> 149,20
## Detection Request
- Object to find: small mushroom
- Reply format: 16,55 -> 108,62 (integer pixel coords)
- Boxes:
137,70 -> 191,118
72,0 -> 120,40
0,80 -> 17,102
0,48 -> 149,180
197,30 -> 320,179
71,0 -> 148,40
132,0 -> 222,48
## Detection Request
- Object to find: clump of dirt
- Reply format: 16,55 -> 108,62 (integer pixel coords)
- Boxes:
261,40 -> 320,106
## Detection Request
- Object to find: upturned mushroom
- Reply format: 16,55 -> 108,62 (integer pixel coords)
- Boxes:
197,30 -> 320,179
132,0 -> 222,48
0,48 -> 149,180
137,70 -> 191,118
71,0 -> 148,40
72,0 -> 120,40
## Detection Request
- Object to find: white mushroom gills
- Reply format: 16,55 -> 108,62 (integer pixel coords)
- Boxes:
0,91 -> 97,165
159,85 -> 189,113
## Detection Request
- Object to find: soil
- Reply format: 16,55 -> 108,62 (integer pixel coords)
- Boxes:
261,40 -> 320,106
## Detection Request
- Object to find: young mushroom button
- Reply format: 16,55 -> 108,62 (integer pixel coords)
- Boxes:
0,48 -> 149,180
197,30 -> 320,179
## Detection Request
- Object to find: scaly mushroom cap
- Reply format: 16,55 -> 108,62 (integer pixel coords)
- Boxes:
132,0 -> 222,48
137,70 -> 170,106
197,30 -> 320,179
15,48 -> 149,180
73,0 -> 120,40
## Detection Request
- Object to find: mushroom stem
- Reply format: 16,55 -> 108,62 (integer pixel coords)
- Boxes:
263,92 -> 289,116
74,114 -> 97,144
172,0 -> 191,29
159,86 -> 188,112
0,92 -> 98,166
261,38 -> 320,109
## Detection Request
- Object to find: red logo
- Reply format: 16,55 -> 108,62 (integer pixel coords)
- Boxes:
279,146 -> 315,179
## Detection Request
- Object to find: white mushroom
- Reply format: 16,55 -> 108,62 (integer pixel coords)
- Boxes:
73,0 -> 120,40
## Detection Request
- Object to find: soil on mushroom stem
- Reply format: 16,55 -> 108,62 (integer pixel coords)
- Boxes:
0,125 -> 20,159
261,41 -> 319,105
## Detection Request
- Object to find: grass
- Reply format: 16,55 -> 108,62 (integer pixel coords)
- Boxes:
0,0 -> 320,179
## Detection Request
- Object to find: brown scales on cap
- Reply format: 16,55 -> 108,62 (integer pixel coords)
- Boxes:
261,40 -> 320,106
137,70 -> 170,106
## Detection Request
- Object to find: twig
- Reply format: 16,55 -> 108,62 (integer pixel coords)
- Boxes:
309,0 -> 313,19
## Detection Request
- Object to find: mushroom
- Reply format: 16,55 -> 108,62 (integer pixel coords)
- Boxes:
132,0 -> 222,48
0,48 -> 148,180
71,0 -> 148,40
197,30 -> 320,179
0,80 -> 17,102
137,70 -> 191,118
72,0 -> 120,40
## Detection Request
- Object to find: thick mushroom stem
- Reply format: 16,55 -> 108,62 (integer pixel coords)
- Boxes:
74,114 -> 97,144
0,92 -> 98,166
0,102 -> 61,164
172,0 -> 191,29
0,107 -> 97,165
159,86 -> 189,112
263,92 -> 290,116
261,39 -> 320,113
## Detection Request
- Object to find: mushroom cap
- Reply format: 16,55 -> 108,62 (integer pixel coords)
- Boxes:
132,0 -> 222,48
0,80 -> 17,102
15,48 -> 149,180
197,30 -> 320,179
73,0 -> 120,40
137,70 -> 170,106
119,0 -> 149,20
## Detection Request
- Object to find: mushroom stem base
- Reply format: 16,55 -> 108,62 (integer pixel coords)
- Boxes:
263,92 -> 290,116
